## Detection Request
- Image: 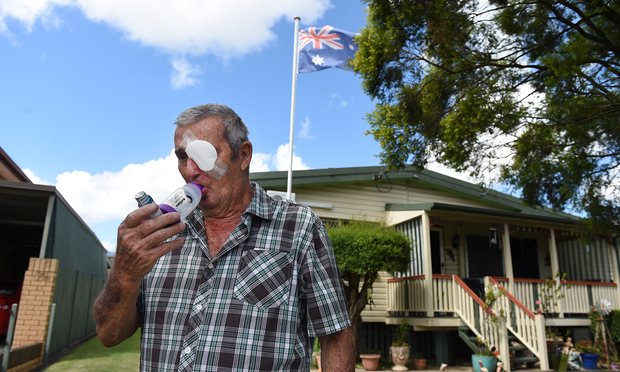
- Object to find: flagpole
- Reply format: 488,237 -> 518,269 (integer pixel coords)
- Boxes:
287,16 -> 300,201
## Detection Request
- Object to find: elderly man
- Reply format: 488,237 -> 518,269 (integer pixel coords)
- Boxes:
93,104 -> 354,371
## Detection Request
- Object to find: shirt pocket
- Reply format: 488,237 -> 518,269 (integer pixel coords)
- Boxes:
233,249 -> 293,309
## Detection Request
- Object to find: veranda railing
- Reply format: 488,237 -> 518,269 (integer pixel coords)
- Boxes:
494,277 -> 619,316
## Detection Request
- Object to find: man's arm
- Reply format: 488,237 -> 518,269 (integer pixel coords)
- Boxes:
318,327 -> 355,372
92,269 -> 141,346
93,204 -> 186,347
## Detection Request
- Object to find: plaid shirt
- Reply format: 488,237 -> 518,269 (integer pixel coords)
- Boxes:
139,183 -> 351,371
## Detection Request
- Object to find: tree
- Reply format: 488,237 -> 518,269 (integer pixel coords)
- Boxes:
353,0 -> 620,232
327,221 -> 410,346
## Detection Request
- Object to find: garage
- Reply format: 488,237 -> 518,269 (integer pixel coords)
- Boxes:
0,148 -> 108,370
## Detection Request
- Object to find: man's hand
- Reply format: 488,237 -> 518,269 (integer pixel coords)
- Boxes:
114,203 -> 186,283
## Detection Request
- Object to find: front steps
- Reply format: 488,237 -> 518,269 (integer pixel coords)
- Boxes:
458,327 -> 540,370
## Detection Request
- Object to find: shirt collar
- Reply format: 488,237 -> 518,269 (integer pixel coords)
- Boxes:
245,182 -> 273,221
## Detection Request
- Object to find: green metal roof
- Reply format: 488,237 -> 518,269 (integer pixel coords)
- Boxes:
250,165 -> 581,224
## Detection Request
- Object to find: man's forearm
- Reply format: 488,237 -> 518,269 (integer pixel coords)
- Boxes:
319,327 -> 355,371
93,272 -> 140,347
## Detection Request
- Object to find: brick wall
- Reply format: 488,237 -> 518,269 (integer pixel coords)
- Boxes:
8,257 -> 59,372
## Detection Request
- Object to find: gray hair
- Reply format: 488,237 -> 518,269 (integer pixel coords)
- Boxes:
175,104 -> 250,158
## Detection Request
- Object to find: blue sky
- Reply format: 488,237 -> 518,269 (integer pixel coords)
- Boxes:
1,0 -> 466,252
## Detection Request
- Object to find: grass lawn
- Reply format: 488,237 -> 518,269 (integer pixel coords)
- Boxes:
44,332 -> 140,371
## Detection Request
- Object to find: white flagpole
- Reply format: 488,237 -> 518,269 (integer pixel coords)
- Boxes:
287,16 -> 301,201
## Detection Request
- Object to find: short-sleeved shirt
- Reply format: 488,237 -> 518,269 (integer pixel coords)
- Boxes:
139,183 -> 351,371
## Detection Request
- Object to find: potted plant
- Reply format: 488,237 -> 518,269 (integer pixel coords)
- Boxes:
390,324 -> 410,371
545,330 -> 569,370
471,337 -> 498,372
577,342 -> 600,370
359,352 -> 381,371
411,351 -> 427,370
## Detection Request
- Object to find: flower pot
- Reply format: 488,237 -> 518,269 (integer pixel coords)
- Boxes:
472,354 -> 498,372
557,354 -> 568,372
412,358 -> 427,370
549,352 -> 570,371
582,353 -> 599,370
360,354 -> 381,371
390,346 -> 410,371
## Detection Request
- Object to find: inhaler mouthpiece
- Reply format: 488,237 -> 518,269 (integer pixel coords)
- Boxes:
183,133 -> 227,179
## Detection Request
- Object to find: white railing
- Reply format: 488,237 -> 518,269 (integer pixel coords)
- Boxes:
387,274 -> 462,313
387,275 -> 426,312
433,274 -> 455,312
496,277 -> 619,316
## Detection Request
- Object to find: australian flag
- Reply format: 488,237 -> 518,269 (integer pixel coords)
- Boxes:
298,25 -> 357,73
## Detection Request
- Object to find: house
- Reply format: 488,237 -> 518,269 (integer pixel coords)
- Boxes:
0,147 -> 108,371
251,166 -> 620,371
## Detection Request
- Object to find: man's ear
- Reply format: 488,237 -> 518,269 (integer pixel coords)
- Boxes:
240,141 -> 253,171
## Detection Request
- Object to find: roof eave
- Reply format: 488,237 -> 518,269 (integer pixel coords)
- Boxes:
386,202 -> 581,225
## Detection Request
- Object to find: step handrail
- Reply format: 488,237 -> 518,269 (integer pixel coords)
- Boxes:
452,275 -> 502,359
487,277 -> 549,369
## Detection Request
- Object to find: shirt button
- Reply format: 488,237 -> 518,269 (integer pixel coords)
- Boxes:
196,304 -> 203,311
208,263 -> 214,270
183,347 -> 191,355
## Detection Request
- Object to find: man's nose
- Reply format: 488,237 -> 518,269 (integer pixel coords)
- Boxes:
183,158 -> 202,175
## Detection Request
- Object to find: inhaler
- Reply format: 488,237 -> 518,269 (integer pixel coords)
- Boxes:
159,182 -> 203,221
134,191 -> 164,218
135,182 -> 203,221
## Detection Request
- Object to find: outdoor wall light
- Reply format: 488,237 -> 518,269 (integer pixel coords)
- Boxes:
489,227 -> 498,248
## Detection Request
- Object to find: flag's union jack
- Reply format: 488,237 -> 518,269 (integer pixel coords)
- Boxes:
299,26 -> 344,50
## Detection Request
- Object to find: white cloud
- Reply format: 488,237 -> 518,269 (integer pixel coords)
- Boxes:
0,0 -> 71,35
329,92 -> 348,108
171,57 -> 201,89
275,143 -> 309,171
24,145 -> 307,250
54,149 -> 183,225
250,143 -> 309,173
1,0 -> 331,58
22,150 -> 182,251
299,116 -> 313,139
23,168 -> 52,185
250,152 -> 272,173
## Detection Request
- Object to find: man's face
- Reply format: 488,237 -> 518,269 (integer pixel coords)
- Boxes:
174,117 -> 251,214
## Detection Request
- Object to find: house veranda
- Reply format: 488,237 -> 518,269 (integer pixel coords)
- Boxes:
251,166 -> 620,371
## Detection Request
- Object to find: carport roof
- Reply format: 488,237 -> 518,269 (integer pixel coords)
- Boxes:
0,181 -> 105,253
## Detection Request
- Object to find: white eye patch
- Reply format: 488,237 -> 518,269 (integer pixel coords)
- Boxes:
181,130 -> 228,178
186,140 -> 217,172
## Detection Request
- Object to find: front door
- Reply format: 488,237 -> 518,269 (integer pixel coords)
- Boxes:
510,237 -> 539,278
466,235 -> 504,278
